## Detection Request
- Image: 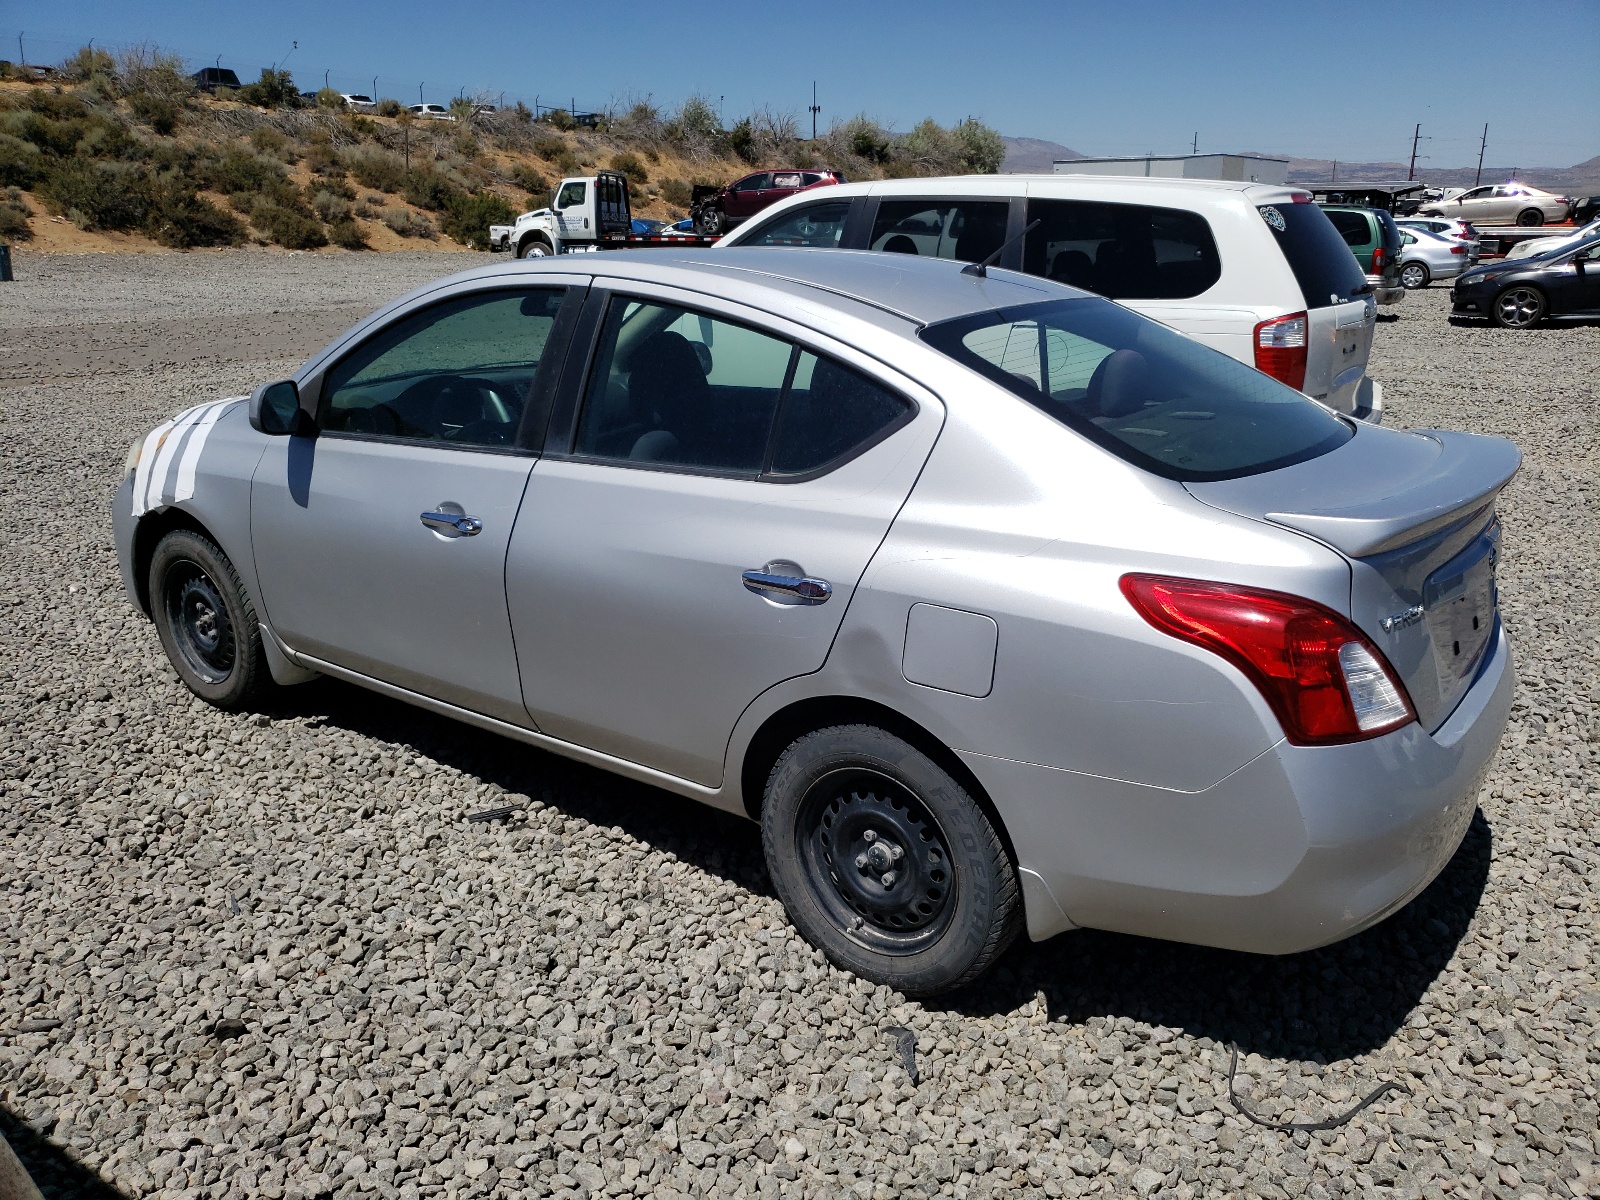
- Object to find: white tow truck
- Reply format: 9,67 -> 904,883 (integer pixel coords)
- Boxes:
488,170 -> 719,257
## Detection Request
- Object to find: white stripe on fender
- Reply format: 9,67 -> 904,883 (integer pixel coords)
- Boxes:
131,420 -> 175,517
139,404 -> 209,515
173,398 -> 241,504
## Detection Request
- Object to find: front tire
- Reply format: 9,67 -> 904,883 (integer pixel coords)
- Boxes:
760,724 -> 1021,996
1515,208 -> 1544,227
694,208 -> 724,237
1399,261 -> 1430,289
149,530 -> 271,710
1492,285 -> 1545,329
518,237 -> 551,259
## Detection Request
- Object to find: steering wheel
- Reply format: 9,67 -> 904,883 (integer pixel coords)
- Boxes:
392,374 -> 517,439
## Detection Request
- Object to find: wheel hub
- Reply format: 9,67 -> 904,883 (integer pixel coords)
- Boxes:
164,565 -> 235,684
798,772 -> 956,955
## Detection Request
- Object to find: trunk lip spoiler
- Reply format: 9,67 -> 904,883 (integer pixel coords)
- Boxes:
1263,430 -> 1520,558
1187,427 -> 1522,560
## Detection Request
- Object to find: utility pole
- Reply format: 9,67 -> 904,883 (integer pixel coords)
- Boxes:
1407,123 -> 1421,181
1191,132 -> 1198,155
809,82 -> 821,141
17,32 -> 24,65
1332,160 -> 1337,183
1474,123 -> 1488,187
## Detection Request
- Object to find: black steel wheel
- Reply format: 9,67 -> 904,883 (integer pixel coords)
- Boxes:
796,769 -> 957,956
148,529 -> 272,710
761,724 -> 1021,996
1492,285 -> 1545,329
1515,208 -> 1544,227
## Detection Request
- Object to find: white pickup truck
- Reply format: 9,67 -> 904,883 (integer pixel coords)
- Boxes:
489,170 -> 718,257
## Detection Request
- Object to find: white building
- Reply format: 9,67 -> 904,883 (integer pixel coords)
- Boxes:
1054,154 -> 1289,185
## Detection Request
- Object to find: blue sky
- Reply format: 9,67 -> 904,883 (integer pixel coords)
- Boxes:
10,0 -> 1598,167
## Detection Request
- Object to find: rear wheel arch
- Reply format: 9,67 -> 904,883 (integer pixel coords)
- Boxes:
737,695 -> 1019,871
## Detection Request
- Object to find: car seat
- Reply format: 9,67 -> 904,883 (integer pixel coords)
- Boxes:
1048,250 -> 1094,289
1084,349 -> 1154,419
625,331 -> 710,462
882,235 -> 918,255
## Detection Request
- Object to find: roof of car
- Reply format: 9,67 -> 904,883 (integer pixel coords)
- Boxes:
784,173 -> 1300,198
464,247 -> 1071,327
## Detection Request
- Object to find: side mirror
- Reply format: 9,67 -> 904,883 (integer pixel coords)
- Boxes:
249,379 -> 310,436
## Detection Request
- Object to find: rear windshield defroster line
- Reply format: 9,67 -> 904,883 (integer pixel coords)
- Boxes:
919,298 -> 1353,483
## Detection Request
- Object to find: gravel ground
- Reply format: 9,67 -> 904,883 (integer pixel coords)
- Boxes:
1,255 -> 1597,1200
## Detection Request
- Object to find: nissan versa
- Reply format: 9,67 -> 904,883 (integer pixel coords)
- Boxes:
115,250 -> 1517,995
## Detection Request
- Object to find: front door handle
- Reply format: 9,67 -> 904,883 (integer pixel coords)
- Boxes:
421,510 -> 483,537
742,565 -> 831,605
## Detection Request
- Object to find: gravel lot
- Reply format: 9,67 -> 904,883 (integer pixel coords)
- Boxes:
1,253 -> 1597,1200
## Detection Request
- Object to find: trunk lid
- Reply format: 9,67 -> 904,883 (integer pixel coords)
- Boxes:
1185,423 -> 1520,732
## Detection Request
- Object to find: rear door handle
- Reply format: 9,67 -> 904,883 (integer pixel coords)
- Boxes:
421,511 -> 483,537
742,566 -> 831,605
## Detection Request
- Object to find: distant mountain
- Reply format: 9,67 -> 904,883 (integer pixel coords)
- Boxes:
1002,136 -> 1084,174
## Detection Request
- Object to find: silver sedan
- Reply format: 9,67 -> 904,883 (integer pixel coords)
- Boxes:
114,250 -> 1517,995
1398,225 -> 1474,288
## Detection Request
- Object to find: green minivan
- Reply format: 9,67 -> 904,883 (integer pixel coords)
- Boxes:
1321,206 -> 1405,305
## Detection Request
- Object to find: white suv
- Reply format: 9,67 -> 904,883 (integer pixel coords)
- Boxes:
719,175 -> 1384,421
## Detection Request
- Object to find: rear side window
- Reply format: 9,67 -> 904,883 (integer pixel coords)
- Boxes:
920,298 -> 1351,482
573,298 -> 911,478
1260,203 -> 1370,308
870,200 -> 1009,264
741,200 -> 851,248
1022,200 -> 1221,300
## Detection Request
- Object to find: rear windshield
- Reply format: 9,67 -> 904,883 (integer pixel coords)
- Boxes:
1258,202 -> 1369,308
920,298 -> 1352,482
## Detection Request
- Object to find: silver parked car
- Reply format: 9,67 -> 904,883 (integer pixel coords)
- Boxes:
115,251 -> 1518,995
1397,226 -> 1473,289
1398,217 -> 1479,262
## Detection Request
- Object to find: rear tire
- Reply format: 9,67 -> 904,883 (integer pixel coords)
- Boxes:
149,530 -> 272,710
1399,261 -> 1430,289
1515,209 -> 1544,227
519,237 -> 551,259
760,724 -> 1022,996
1492,285 -> 1545,329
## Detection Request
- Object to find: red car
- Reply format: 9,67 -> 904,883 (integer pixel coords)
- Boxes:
692,169 -> 846,236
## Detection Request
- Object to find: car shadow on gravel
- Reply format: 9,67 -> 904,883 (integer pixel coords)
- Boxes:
275,680 -> 775,896
938,810 -> 1494,1063
1,1106 -> 128,1199
270,679 -> 1491,1063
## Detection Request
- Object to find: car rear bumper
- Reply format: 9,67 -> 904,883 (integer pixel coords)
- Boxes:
966,624 -> 1514,953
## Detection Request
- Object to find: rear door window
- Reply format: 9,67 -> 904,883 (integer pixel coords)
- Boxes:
869,200 -> 1009,263
921,297 -> 1351,481
1260,203 -> 1370,307
1022,200 -> 1221,299
572,298 -> 912,478
741,200 -> 852,248
1324,209 -> 1371,246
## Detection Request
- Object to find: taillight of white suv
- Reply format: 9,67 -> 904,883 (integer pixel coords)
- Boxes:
1253,312 -> 1308,391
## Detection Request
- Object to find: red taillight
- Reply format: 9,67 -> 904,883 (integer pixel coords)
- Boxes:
1120,574 -> 1415,746
1372,245 -> 1388,273
1290,192 -> 1312,203
1450,245 -> 1465,254
1253,312 -> 1308,391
